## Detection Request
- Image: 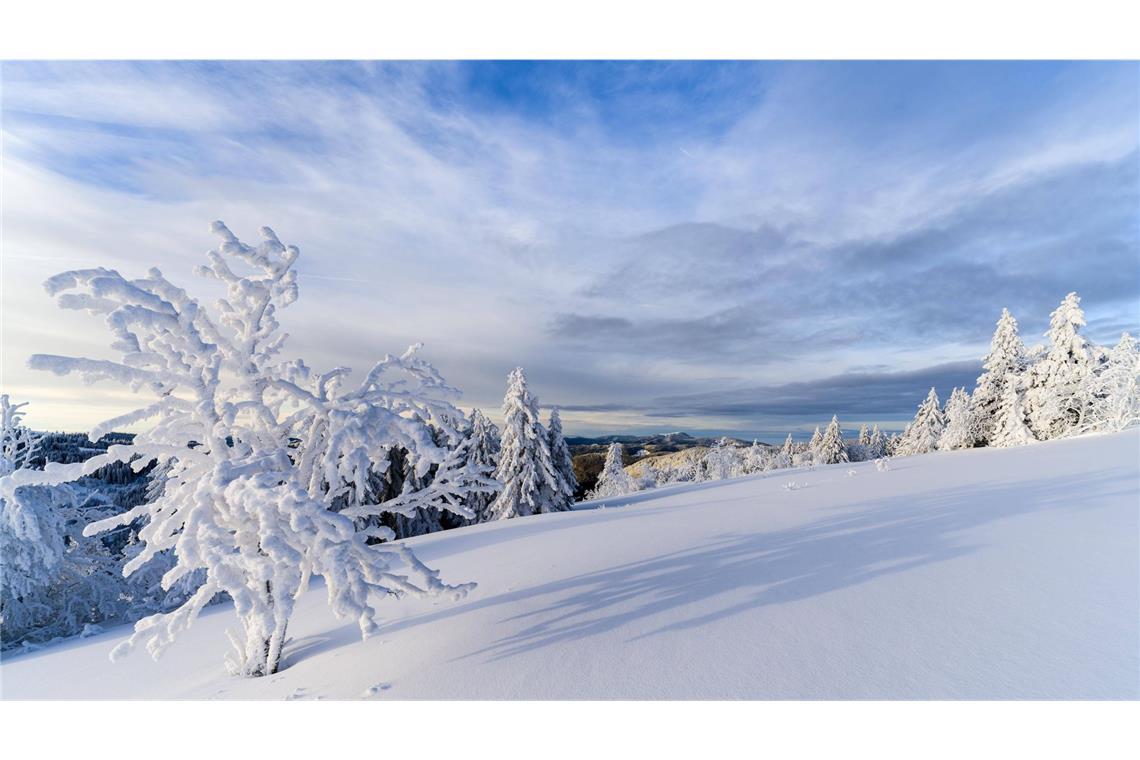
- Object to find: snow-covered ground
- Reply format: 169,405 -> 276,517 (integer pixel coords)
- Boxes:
2,430 -> 1137,699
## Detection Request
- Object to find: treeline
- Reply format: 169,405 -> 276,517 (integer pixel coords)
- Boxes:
586,293 -> 1138,499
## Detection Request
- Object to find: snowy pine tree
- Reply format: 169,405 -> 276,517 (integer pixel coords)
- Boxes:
1079,332 -> 1140,434
991,377 -> 1035,447
858,424 -> 870,447
895,388 -> 945,456
547,408 -> 578,508
808,427 -> 823,460
1026,293 -> 1095,439
866,425 -> 888,459
3,222 -> 494,676
777,433 -> 796,468
489,368 -> 566,519
939,387 -> 975,451
588,442 -> 635,499
463,409 -> 502,523
972,308 -> 1028,447
815,415 -> 849,465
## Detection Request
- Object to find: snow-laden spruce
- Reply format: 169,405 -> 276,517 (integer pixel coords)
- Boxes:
779,433 -> 796,467
895,388 -> 945,456
991,376 -> 1036,447
939,387 -> 975,451
972,308 -> 1028,447
588,442 -> 636,500
2,222 -> 495,677
1079,332 -> 1140,434
807,426 -> 822,455
866,424 -> 888,460
463,409 -> 503,523
489,368 -> 569,519
547,408 -> 578,503
1026,293 -> 1095,439
814,415 -> 849,465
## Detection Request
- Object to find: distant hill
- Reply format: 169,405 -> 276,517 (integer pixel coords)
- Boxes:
567,432 -> 764,497
567,431 -> 753,455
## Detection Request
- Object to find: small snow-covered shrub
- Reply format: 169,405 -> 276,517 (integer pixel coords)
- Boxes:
875,458 -> 891,472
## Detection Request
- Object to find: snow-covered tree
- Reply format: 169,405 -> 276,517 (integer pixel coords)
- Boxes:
815,415 -> 849,465
1,395 -> 65,642
866,425 -> 888,460
1079,332 -> 1140,434
588,442 -> 635,500
547,408 -> 578,507
939,387 -> 975,451
972,308 -> 1028,447
742,440 -> 768,474
0,396 -> 40,478
775,433 -> 795,469
1,398 -> 192,650
895,388 -> 945,456
463,409 -> 502,523
1026,293 -> 1095,439
634,460 -> 661,490
701,437 -> 743,480
807,427 -> 823,459
489,368 -> 566,519
991,377 -> 1035,447
2,222 -> 493,677
858,424 -> 870,447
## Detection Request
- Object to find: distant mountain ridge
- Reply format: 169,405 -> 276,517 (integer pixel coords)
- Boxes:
566,431 -> 754,451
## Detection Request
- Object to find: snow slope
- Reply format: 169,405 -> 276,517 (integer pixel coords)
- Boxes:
2,430 -> 1137,699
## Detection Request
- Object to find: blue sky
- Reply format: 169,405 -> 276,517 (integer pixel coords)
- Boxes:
2,61 -> 1138,439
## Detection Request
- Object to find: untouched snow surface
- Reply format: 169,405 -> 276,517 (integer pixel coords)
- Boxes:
2,430 -> 1137,699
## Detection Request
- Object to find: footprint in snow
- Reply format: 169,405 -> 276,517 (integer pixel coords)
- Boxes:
361,683 -> 392,697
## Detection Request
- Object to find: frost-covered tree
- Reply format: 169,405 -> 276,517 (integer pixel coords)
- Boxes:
588,442 -> 635,500
1,395 -> 64,641
939,387 -> 976,451
1026,293 -> 1095,439
815,415 -> 849,465
776,433 -> 795,468
991,377 -> 1035,447
972,308 -> 1028,447
463,409 -> 502,523
2,222 -> 493,677
807,427 -> 823,458
895,388 -> 945,456
866,424 -> 888,460
547,408 -> 578,508
0,396 -> 39,477
489,368 -> 565,519
1,398 -> 191,650
701,437 -> 743,480
742,440 -> 768,474
1079,332 -> 1140,434
858,424 -> 870,447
